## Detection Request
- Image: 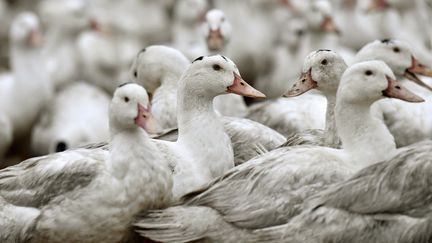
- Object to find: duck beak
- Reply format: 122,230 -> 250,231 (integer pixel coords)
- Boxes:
382,76 -> 424,103
404,56 -> 432,92
280,0 -> 293,9
283,69 -> 317,97
366,0 -> 390,12
207,28 -> 224,51
90,19 -> 101,31
321,16 -> 340,34
135,103 -> 161,134
227,72 -> 266,98
90,19 -> 111,36
27,29 -> 42,47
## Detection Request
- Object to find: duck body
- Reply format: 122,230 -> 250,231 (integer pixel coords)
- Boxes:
154,114 -> 233,199
31,82 -> 110,155
353,39 -> 432,147
135,61 -> 421,242
131,46 -> 283,166
372,81 -> 432,146
77,29 -> 123,94
246,93 -> 326,137
32,138 -> 170,243
254,140 -> 432,243
0,83 -> 172,242
39,0 -> 92,90
0,12 -> 53,154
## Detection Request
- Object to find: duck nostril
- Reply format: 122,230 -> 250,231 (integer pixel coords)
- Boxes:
240,82 -> 245,86
55,141 -> 67,152
395,85 -> 401,90
301,79 -> 306,83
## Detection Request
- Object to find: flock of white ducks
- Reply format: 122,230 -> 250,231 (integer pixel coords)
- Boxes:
0,0 -> 432,242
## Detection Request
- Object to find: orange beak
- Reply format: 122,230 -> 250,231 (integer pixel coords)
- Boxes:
280,0 -> 293,9
366,0 -> 390,12
404,56 -> 432,92
382,75 -> 424,103
321,16 -> 340,34
90,19 -> 101,32
27,29 -> 42,47
135,104 -> 161,134
283,69 -> 317,97
227,72 -> 266,98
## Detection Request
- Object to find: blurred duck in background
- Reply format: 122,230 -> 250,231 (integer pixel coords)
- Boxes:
0,12 -> 52,162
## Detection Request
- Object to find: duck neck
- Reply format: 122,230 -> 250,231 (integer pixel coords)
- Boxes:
161,69 -> 182,87
335,100 -> 396,167
108,128 -> 156,179
107,127 -> 172,218
177,84 -> 220,142
323,92 -> 339,147
176,82 -> 234,177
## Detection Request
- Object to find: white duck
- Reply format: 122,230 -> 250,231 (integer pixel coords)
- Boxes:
88,0 -> 163,77
282,49 -> 347,147
253,140 -> 432,243
39,0 -> 91,90
333,0 -> 378,50
150,55 -> 265,198
201,9 -> 249,118
0,83 -> 172,243
171,0 -> 208,60
302,0 -> 355,64
246,86 -> 327,138
31,82 -> 111,156
353,39 -> 432,147
77,20 -> 124,94
214,0 -> 273,83
104,0 -> 171,44
130,46 -> 284,166
367,0 -> 432,64
255,17 -> 309,99
134,61 -> 424,242
0,12 -> 52,152
246,19 -> 326,138
130,45 -> 190,130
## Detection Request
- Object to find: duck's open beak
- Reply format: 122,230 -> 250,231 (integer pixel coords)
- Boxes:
135,103 -> 161,134
227,72 -> 266,98
366,0 -> 389,12
321,16 -> 340,34
283,68 -> 317,97
404,56 -> 432,91
382,75 -> 424,103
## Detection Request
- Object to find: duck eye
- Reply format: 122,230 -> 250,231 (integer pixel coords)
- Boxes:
393,47 -> 400,53
213,64 -> 222,71
321,59 -> 328,65
124,97 -> 129,102
365,70 -> 373,76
